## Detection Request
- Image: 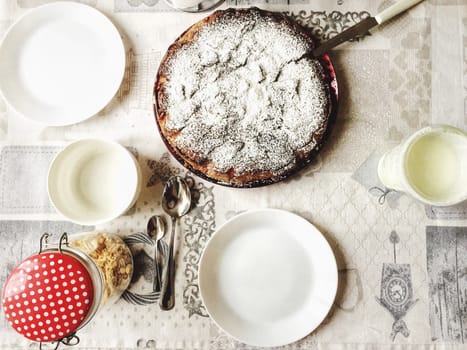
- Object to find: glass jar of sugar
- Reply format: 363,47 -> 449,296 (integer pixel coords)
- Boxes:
1,232 -> 133,348
68,231 -> 133,305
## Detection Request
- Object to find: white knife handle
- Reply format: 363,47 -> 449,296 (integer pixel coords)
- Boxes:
374,0 -> 424,24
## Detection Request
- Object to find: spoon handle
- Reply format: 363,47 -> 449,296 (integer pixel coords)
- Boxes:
152,240 -> 162,293
159,216 -> 176,310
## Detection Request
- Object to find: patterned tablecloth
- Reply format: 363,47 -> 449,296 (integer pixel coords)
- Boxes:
0,0 -> 467,349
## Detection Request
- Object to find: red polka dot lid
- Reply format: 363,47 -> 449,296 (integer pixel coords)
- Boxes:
2,251 -> 95,343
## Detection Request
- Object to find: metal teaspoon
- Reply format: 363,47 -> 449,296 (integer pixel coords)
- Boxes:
159,176 -> 191,310
147,215 -> 166,293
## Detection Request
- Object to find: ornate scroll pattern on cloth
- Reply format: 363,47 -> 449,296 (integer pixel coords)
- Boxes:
182,177 -> 215,318
115,0 -> 313,12
147,153 -> 183,187
286,10 -> 371,42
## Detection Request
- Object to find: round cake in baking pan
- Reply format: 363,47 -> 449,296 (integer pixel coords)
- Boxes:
154,7 -> 337,187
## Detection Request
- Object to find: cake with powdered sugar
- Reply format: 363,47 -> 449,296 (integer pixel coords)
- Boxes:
154,7 -> 337,187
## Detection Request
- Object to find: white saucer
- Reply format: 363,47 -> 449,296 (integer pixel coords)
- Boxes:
199,209 -> 338,347
0,2 -> 125,126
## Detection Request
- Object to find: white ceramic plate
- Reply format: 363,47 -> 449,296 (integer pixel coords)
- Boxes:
0,2 -> 125,126
199,209 -> 338,347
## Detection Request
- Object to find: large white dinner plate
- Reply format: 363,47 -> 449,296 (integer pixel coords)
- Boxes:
199,209 -> 338,347
0,2 -> 125,126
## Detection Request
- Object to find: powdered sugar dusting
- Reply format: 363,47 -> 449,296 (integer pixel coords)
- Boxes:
162,9 -> 329,175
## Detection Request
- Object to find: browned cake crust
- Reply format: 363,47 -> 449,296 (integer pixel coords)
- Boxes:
154,7 -> 337,187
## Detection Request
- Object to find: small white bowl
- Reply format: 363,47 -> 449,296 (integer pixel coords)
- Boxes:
48,139 -> 141,225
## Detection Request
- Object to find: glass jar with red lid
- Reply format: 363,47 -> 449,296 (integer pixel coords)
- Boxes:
1,232 -> 133,349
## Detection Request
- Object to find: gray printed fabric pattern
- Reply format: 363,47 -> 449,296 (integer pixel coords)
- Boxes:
376,231 -> 418,341
427,226 -> 467,343
464,18 -> 467,126
0,145 -> 141,216
114,0 -> 180,12
114,0 -> 311,12
351,150 -> 401,208
425,203 -> 467,221
384,19 -> 432,142
0,146 -> 60,214
17,0 -> 97,7
114,49 -> 161,112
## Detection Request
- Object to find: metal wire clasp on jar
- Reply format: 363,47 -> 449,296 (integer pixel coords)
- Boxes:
1,233 -> 106,349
